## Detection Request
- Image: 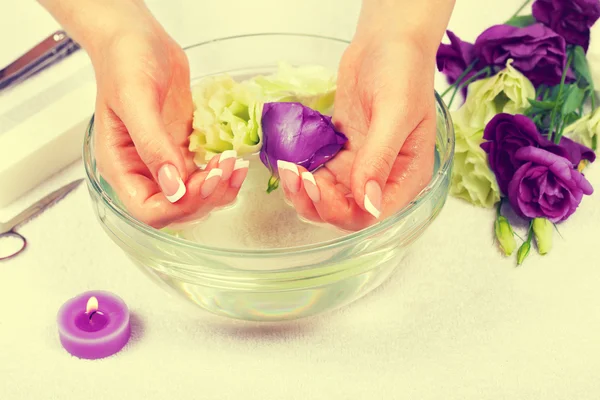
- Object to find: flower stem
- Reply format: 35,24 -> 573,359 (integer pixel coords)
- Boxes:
549,51 -> 574,144
496,198 -> 504,218
448,66 -> 491,108
510,0 -> 532,19
440,59 -> 479,98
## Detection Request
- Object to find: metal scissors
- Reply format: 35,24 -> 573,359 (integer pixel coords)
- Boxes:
0,179 -> 83,261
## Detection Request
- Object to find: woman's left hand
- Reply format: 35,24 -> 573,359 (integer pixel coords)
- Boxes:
279,30 -> 439,231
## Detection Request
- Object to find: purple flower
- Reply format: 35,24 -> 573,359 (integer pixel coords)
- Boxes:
558,136 -> 597,165
474,23 -> 567,86
507,146 -> 593,223
533,0 -> 600,51
260,102 -> 347,176
482,114 -> 564,194
481,114 -> 595,195
436,31 -> 480,87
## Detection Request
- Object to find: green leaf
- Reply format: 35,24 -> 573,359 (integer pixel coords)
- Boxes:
572,45 -> 593,87
563,111 -> 580,126
549,85 -> 561,99
562,86 -> 586,115
528,98 -> 556,110
505,14 -> 536,27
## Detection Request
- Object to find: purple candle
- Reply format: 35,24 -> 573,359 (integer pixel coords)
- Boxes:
57,290 -> 131,359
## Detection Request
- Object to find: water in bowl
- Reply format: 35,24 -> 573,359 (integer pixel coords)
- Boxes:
167,149 -> 441,250
167,153 -> 346,249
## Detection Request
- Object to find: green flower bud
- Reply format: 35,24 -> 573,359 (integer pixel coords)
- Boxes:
494,216 -> 517,256
532,218 -> 553,255
517,240 -> 531,266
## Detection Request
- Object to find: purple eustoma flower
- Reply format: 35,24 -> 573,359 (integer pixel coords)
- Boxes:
260,102 -> 347,184
436,30 -> 481,90
474,23 -> 568,86
481,113 -> 595,195
507,146 -> 593,223
533,0 -> 600,51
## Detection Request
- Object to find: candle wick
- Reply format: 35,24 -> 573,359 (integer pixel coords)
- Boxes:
89,311 -> 97,320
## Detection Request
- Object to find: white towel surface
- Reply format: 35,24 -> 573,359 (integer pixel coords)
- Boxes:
2,0 -> 600,399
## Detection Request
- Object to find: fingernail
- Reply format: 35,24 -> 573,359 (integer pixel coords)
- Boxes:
364,180 -> 382,219
230,159 -> 250,188
277,160 -> 300,193
200,168 -> 222,198
301,171 -> 320,203
158,163 -> 186,203
218,150 -> 237,180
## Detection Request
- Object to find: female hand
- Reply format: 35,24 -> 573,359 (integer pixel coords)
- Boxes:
278,0 -> 454,231
40,0 -> 249,228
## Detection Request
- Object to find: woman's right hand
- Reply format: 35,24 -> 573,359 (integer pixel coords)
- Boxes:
43,0 -> 249,228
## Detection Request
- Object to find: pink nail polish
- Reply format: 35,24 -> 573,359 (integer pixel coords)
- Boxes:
301,172 -> 320,203
200,169 -> 223,198
158,164 -> 186,203
364,180 -> 382,218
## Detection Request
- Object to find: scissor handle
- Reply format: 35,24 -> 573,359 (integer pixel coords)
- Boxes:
0,231 -> 27,261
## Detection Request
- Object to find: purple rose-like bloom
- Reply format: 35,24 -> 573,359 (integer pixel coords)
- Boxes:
436,31 -> 479,86
260,102 -> 348,176
474,23 -> 567,86
481,114 -> 595,195
558,136 -> 597,165
533,0 -> 600,51
507,146 -> 593,223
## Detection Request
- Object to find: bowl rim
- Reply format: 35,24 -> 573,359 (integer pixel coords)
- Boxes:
83,33 -> 455,258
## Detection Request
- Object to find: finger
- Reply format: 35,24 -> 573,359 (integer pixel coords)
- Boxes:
216,158 -> 250,207
311,173 -> 374,231
350,89 -> 432,220
279,164 -> 322,223
95,114 -> 200,228
381,118 -> 437,215
112,81 -> 189,204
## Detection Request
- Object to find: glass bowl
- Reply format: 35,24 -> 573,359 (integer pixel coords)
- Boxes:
83,33 -> 455,321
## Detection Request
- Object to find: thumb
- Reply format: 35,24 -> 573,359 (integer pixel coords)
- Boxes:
351,102 -> 415,219
114,83 -> 189,204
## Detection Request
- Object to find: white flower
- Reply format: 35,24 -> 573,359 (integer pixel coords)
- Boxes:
460,59 -> 536,129
450,109 -> 501,208
564,107 -> 600,150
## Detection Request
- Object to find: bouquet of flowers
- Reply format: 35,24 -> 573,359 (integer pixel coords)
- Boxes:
437,0 -> 600,265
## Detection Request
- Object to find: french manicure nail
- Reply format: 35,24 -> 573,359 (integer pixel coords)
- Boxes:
200,168 -> 223,198
158,163 -> 186,203
234,159 -> 250,170
364,180 -> 382,219
218,150 -> 237,180
277,160 -> 300,193
230,159 -> 250,188
301,171 -> 320,203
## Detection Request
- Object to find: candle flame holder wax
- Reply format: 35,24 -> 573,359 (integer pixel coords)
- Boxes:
57,291 -> 131,359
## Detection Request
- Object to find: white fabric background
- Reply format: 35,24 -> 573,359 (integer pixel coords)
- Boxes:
2,0 -> 600,399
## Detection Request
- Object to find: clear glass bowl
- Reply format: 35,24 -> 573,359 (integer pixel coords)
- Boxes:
83,34 -> 455,321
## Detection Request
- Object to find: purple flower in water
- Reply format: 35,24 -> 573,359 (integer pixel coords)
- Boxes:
474,23 -> 567,86
260,102 -> 347,190
481,113 -> 595,195
533,0 -> 600,51
507,146 -> 593,223
436,30 -> 481,89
